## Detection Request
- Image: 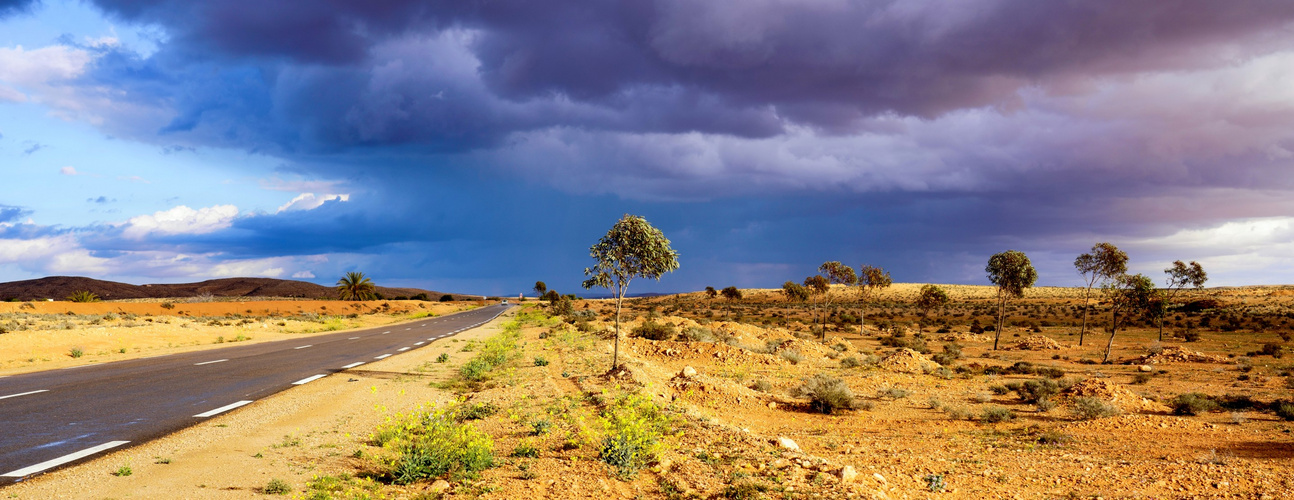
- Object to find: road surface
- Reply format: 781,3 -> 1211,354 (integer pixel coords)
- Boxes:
0,304 -> 510,484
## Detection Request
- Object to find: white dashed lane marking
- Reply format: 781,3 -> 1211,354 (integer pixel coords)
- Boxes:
2,441 -> 131,478
0,389 -> 48,400
292,374 -> 326,385
194,400 -> 254,418
375,354 -> 392,360
397,347 -> 410,352
294,345 -> 312,349
348,337 -> 360,340
342,362 -> 365,369
414,342 -> 424,346
194,359 -> 227,366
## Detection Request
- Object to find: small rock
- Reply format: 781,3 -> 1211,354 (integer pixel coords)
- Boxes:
777,437 -> 800,451
768,402 -> 777,409
1139,365 -> 1154,372
838,465 -> 859,483
430,480 -> 451,493
873,473 -> 887,485
681,366 -> 698,378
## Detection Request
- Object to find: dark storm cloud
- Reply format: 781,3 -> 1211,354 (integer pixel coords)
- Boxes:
0,0 -> 36,17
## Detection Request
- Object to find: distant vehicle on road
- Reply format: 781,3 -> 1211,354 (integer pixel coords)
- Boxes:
501,300 -> 509,305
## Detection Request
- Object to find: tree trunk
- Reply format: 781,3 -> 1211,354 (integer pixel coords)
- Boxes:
1104,311 -> 1118,363
612,284 -> 623,371
1079,285 -> 1092,346
993,292 -> 1005,350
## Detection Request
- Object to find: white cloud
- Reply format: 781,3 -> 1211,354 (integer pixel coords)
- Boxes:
1127,217 -> 1294,285
0,45 -> 93,87
0,85 -> 26,103
122,205 -> 240,239
0,235 -> 110,275
60,166 -> 79,176
291,270 -> 316,279
276,193 -> 349,213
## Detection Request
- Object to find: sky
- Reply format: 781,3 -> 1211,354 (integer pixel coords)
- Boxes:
3,0 -> 1294,296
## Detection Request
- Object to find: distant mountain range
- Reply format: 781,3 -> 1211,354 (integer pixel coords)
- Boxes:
0,276 -> 454,302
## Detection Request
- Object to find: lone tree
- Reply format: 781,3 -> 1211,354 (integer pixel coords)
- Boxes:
986,250 -> 1038,350
855,265 -> 892,335
704,286 -> 717,299
336,271 -> 377,301
817,261 -> 857,338
1102,273 -> 1158,362
1159,261 -> 1207,341
1074,243 -> 1128,346
803,275 -> 830,335
581,214 -> 680,370
914,284 -> 950,334
721,286 -> 742,302
533,281 -> 548,298
781,280 -> 809,303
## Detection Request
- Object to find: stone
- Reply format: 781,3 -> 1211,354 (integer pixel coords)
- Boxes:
776,436 -> 800,451
838,465 -> 859,483
1139,365 -> 1154,372
768,402 -> 777,409
430,480 -> 451,493
681,366 -> 698,378
873,473 -> 887,485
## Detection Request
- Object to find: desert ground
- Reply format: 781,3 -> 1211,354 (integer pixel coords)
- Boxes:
1,285 -> 1293,499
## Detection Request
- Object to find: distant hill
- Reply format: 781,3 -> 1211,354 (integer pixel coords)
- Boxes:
0,276 -> 456,302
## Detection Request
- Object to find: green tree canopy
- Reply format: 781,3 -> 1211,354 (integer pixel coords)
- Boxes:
1074,242 -> 1128,346
986,250 -> 1038,350
336,271 -> 377,301
533,281 -> 548,297
915,284 -> 949,333
781,281 -> 809,302
1157,261 -> 1207,341
855,265 -> 892,335
581,214 -> 680,370
1102,273 -> 1158,362
721,286 -> 742,301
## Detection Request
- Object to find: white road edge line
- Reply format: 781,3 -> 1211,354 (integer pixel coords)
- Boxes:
0,389 -> 49,400
2,441 -> 131,478
294,345 -> 312,349
194,400 -> 254,418
341,362 -> 365,369
292,374 -> 326,385
375,354 -> 392,359
194,359 -> 227,366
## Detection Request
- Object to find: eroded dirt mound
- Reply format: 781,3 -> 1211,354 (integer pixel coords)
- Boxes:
938,332 -> 989,342
1061,378 -> 1170,413
624,338 -> 782,366
1136,346 -> 1230,364
1009,335 -> 1063,350
878,348 -> 941,374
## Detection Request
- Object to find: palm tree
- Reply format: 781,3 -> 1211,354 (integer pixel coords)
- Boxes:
336,271 -> 377,301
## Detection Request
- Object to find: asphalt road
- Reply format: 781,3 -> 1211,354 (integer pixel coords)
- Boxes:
0,303 -> 510,484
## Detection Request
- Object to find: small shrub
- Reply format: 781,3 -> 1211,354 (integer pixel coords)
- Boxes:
435,353 -> 449,363
512,440 -> 540,458
533,356 -> 550,367
678,326 -> 714,342
980,406 -> 1015,423
1013,379 -> 1061,404
1071,397 -> 1122,420
599,392 -> 671,479
751,379 -> 772,392
989,385 -> 1010,395
1273,401 -> 1294,421
944,406 -> 973,420
530,419 -> 552,436
779,350 -> 804,365
1036,430 -> 1072,445
378,405 -> 495,484
67,290 -> 101,303
1132,373 -> 1152,384
453,402 -> 498,422
264,478 -> 291,495
1035,398 -> 1057,413
632,321 -> 676,341
69,346 -> 84,358
792,374 -> 857,414
877,387 -> 910,400
924,474 -> 946,492
113,465 -> 132,477
1171,393 -> 1219,416
839,357 -> 861,369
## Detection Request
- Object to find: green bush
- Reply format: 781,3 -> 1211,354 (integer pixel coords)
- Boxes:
678,326 -> 714,342
632,321 -> 676,341
599,392 -> 671,479
779,350 -> 804,365
1071,397 -> 1122,420
1171,393 -> 1219,416
264,478 -> 291,495
980,405 -> 1015,423
751,379 -> 772,392
533,356 -> 550,367
69,346 -> 84,358
1274,401 -> 1294,421
792,374 -> 857,414
839,357 -> 861,369
1013,379 -> 1061,404
435,353 -> 449,363
376,405 -> 495,484
512,440 -> 540,458
67,290 -> 101,303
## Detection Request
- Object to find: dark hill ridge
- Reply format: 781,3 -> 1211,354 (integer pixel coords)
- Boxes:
0,276 -> 452,301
